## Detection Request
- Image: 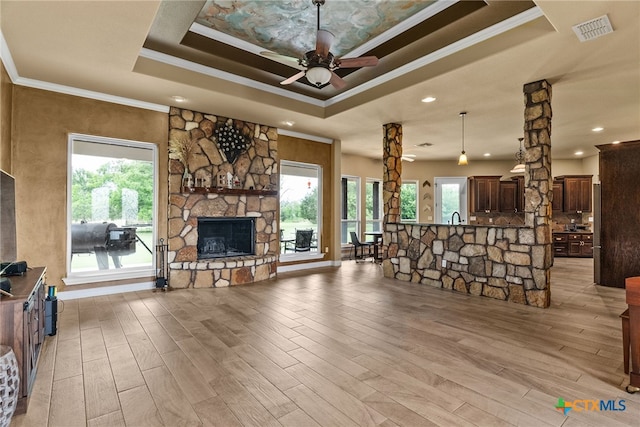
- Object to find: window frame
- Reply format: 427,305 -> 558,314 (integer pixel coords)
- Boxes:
365,178 -> 382,233
279,160 -> 324,262
434,176 -> 468,224
400,179 -> 419,223
64,133 -> 158,285
341,175 -> 361,245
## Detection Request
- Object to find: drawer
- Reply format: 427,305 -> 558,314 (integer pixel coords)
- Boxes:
553,234 -> 568,242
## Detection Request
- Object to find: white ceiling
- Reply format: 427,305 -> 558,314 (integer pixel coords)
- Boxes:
1,1 -> 638,162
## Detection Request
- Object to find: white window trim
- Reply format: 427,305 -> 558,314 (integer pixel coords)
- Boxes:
279,160 -> 323,261
401,179 -> 419,223
64,133 -> 158,285
434,176 -> 468,225
341,175 -> 361,245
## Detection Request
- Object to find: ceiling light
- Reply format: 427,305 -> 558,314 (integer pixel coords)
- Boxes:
575,151 -> 584,155
457,112 -> 468,166
483,153 -> 491,157
171,96 -> 186,103
421,96 -> 436,103
282,120 -> 295,127
510,138 -> 525,174
401,155 -> 415,162
305,67 -> 332,86
612,140 -> 621,144
592,127 -> 604,132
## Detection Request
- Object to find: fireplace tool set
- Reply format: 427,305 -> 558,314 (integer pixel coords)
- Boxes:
155,238 -> 169,292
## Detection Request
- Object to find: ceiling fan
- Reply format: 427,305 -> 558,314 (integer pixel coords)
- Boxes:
260,0 -> 379,89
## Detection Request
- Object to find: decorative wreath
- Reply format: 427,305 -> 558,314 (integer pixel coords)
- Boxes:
214,122 -> 248,164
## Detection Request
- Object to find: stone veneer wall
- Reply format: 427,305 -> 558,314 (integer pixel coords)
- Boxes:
168,107 -> 278,288
382,81 -> 552,308
382,123 -> 402,226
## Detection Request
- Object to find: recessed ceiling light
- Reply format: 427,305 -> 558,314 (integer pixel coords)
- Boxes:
592,127 -> 604,132
483,153 -> 491,157
575,151 -> 584,155
611,140 -> 621,144
282,121 -> 295,127
421,96 -> 436,103
171,96 -> 186,103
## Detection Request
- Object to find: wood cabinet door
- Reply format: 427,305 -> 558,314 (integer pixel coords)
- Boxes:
470,176 -> 500,213
579,178 -> 592,212
499,181 -> 517,213
552,181 -> 563,212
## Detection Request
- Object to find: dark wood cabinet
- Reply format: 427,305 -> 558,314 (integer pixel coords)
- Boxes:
556,175 -> 592,213
469,176 -> 500,213
0,267 -> 46,414
552,180 -> 564,212
499,180 -> 518,213
553,233 -> 592,258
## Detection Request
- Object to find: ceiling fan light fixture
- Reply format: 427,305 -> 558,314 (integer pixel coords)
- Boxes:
306,66 -> 332,86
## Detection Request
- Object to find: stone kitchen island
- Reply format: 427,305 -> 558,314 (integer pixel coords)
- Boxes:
383,222 -> 550,307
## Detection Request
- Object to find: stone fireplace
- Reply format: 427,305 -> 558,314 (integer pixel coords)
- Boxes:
167,108 -> 278,288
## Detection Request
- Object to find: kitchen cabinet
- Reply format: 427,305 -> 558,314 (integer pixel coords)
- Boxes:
553,233 -> 592,258
499,176 -> 524,213
556,175 -> 592,213
0,267 -> 46,414
552,180 -> 564,212
469,176 -> 500,213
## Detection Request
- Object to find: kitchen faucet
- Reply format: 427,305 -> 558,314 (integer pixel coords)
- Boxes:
451,211 -> 462,225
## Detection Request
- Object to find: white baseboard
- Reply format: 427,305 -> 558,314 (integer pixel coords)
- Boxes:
58,281 -> 155,300
278,260 -> 341,273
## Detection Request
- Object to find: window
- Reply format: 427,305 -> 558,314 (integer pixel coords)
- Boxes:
400,180 -> 419,222
435,177 -> 468,224
67,134 -> 157,283
365,179 -> 382,232
341,176 -> 360,244
279,161 -> 321,256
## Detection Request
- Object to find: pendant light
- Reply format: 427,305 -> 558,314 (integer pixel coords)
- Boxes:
510,137 -> 525,174
457,112 -> 468,165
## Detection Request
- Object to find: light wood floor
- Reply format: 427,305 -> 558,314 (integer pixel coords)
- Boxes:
12,258 -> 639,426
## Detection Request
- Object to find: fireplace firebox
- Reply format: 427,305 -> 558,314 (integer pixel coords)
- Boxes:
197,217 -> 255,259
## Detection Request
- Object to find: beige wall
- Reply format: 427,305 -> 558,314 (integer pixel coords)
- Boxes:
342,152 -> 595,225
278,134 -> 336,261
0,63 -> 11,173
12,86 -> 168,289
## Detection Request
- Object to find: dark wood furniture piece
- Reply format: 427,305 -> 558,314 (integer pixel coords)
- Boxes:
0,267 -> 46,413
624,276 -> 640,393
365,232 -> 383,262
597,141 -> 640,288
552,232 -> 592,258
469,176 -> 500,213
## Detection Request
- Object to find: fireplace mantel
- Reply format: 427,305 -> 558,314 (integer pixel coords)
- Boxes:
181,186 -> 278,196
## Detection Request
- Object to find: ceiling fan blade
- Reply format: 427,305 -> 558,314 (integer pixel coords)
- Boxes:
329,71 -> 346,90
336,56 -> 379,68
261,51 -> 304,70
315,29 -> 334,57
280,71 -> 306,85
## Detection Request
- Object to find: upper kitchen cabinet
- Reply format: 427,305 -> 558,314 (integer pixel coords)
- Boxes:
556,175 -> 592,213
499,176 -> 524,213
552,179 -> 564,212
469,176 -> 500,213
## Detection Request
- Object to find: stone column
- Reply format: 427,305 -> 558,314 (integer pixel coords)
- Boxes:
523,79 -> 552,308
382,123 -> 402,226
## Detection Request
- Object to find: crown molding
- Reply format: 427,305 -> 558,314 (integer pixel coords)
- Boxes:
0,30 -> 168,113
277,129 -> 333,144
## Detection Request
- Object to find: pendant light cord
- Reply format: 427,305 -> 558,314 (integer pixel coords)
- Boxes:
460,112 -> 466,153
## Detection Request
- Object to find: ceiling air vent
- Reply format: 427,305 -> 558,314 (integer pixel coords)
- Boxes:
415,142 -> 433,148
572,14 -> 613,42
